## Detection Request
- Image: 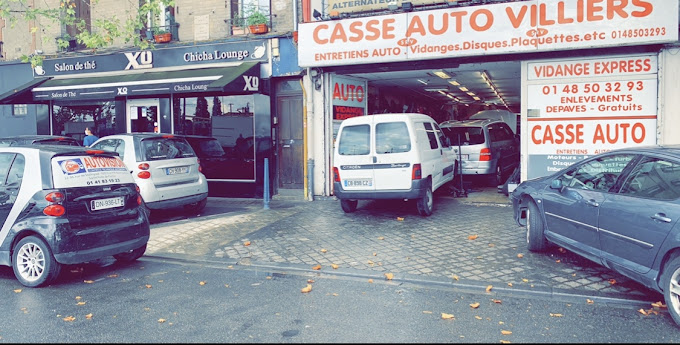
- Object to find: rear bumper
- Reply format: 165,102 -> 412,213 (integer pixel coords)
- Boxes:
333,179 -> 427,200
55,236 -> 149,264
146,192 -> 208,210
460,160 -> 495,175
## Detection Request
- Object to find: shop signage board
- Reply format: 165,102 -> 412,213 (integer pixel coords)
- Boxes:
331,74 -> 367,142
38,40 -> 268,77
525,54 -> 658,179
327,0 -> 446,14
298,0 -> 677,67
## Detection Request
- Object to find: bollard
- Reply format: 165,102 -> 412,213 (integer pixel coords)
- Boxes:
263,158 -> 270,209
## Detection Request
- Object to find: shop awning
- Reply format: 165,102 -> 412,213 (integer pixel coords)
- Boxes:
0,77 -> 51,104
32,62 -> 260,101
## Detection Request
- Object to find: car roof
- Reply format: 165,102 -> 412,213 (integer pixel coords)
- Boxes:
605,144 -> 680,157
440,119 -> 500,127
0,144 -> 110,155
0,135 -> 77,141
340,113 -> 436,126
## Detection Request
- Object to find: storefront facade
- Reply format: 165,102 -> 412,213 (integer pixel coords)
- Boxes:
297,0 -> 680,197
0,39 -> 275,197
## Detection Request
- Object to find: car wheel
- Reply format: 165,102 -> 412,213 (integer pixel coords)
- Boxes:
340,199 -> 358,213
185,198 -> 208,214
12,236 -> 61,287
661,255 -> 680,327
490,165 -> 503,187
416,180 -> 433,216
114,244 -> 147,262
526,200 -> 548,252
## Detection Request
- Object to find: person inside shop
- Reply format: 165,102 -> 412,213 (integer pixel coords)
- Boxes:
83,127 -> 99,147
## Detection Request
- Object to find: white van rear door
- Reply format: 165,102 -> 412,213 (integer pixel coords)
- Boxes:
373,118 -> 413,190
335,121 -> 375,191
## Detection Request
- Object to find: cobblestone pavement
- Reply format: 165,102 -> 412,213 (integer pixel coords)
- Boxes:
146,191 -> 663,304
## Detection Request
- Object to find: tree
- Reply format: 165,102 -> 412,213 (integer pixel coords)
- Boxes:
195,96 -> 209,118
212,96 -> 222,117
0,0 -> 175,67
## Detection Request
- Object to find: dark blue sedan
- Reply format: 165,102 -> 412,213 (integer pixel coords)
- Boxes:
511,145 -> 680,327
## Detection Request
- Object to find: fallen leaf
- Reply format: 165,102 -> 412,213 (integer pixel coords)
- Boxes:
307,279 -> 315,283
609,279 -> 617,285
558,247 -> 566,253
586,299 -> 594,304
145,284 -> 152,289
312,264 -> 321,270
373,252 -> 377,256
331,264 -> 339,269
76,301 -> 86,306
475,316 -> 482,320
488,243 -> 495,247
486,285 -> 493,292
83,280 -> 94,284
452,275 -> 459,281
224,284 -> 230,288
470,303 -> 480,309
243,241 -> 251,246
85,313 -> 93,319
320,248 -> 327,253
368,279 -> 373,283
199,281 -> 206,285
549,313 -> 563,317
397,217 -> 404,221
507,283 -> 513,287
75,296 -> 82,300
441,313 -> 455,319
384,273 -> 394,280
652,301 -> 667,308
492,299 -> 502,304
522,279 -> 529,283
332,293 -> 338,296
301,284 -> 312,293
158,318 -> 166,323
501,330 -> 512,335
63,316 -> 76,322
555,260 -> 561,263
500,340 -> 511,344
378,236 -> 385,240
468,234 -> 478,240
517,254 -> 523,258
266,276 -> 272,280
108,274 -> 118,278
13,289 -> 21,293
638,308 -> 649,315
422,310 -> 433,314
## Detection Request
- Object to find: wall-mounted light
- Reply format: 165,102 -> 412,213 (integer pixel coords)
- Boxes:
402,2 -> 413,11
387,1 -> 398,11
309,67 -> 322,90
313,9 -> 322,20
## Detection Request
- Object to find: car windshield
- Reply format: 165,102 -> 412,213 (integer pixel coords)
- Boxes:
141,138 -> 196,161
443,127 -> 485,145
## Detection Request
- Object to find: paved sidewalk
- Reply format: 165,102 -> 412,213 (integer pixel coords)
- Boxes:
145,192 -> 662,305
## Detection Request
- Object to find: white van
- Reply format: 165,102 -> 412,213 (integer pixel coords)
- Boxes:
333,113 -> 457,216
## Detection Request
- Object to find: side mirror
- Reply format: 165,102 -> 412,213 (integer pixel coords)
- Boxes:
550,179 -> 563,190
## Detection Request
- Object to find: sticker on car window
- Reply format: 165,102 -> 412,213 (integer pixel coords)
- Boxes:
52,156 -> 133,188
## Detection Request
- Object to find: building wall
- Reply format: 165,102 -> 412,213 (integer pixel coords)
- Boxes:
659,45 -> 680,146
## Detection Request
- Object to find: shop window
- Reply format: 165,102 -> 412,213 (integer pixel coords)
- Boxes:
61,0 -> 91,51
12,105 -> 27,117
52,101 -> 116,143
141,0 -> 177,40
174,95 -> 257,180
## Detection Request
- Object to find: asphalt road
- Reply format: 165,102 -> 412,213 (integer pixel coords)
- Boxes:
0,257 -> 677,343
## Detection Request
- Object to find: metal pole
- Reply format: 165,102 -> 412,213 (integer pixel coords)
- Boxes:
263,157 -> 270,209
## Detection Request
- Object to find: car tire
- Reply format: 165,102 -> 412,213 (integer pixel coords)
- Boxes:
526,200 -> 548,252
416,179 -> 433,216
12,236 -> 61,288
185,198 -> 208,214
661,254 -> 680,326
113,244 -> 147,262
340,199 -> 358,213
490,165 -> 503,187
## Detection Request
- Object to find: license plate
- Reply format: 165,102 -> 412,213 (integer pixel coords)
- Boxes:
344,178 -> 372,187
166,166 -> 189,175
91,196 -> 125,211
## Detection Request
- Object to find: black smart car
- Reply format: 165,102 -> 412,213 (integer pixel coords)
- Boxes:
0,135 -> 81,147
0,145 -> 150,287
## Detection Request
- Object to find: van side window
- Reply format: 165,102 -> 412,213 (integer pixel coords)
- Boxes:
433,123 -> 449,147
422,122 -> 439,150
338,124 -> 370,155
376,122 -> 411,154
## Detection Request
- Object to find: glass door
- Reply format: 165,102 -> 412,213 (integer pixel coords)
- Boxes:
127,99 -> 160,133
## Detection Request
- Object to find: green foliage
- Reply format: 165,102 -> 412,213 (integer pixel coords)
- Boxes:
0,0 -> 175,65
246,10 -> 268,26
154,28 -> 169,35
